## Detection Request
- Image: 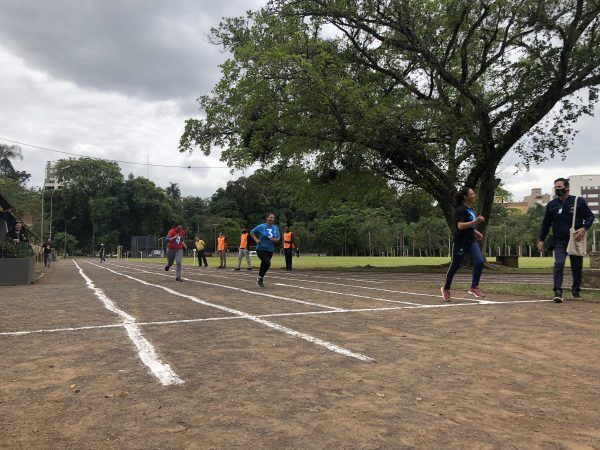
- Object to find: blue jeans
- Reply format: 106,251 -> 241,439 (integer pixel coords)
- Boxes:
444,240 -> 484,290
553,238 -> 583,292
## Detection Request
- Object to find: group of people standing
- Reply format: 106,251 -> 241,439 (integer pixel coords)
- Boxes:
442,178 -> 595,303
165,213 -> 297,287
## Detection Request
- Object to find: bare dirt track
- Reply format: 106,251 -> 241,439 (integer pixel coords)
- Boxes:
1,259 -> 599,449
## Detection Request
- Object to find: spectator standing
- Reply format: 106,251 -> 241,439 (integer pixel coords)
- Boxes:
194,236 -> 208,267
235,228 -> 252,271
217,232 -> 227,269
282,226 -> 296,271
8,221 -> 28,243
538,177 -> 595,302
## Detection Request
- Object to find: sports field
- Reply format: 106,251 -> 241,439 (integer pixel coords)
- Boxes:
144,254 -> 589,270
1,259 -> 599,447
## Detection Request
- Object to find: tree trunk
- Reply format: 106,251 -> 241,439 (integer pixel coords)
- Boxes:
477,171 -> 500,260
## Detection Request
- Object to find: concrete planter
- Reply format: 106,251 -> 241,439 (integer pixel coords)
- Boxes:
0,257 -> 35,285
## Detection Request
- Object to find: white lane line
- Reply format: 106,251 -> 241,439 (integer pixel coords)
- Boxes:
2,296 -> 554,337
106,262 -> 344,312
72,260 -> 183,386
124,262 -> 487,304
87,261 -> 374,363
1,323 -> 125,336
273,283 -> 422,306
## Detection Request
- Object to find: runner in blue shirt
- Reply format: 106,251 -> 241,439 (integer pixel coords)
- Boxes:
250,212 -> 281,287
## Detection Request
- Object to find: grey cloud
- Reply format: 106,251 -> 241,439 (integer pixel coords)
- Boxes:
0,0 -> 264,104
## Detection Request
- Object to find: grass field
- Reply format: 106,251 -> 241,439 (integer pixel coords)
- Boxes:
138,255 -> 590,271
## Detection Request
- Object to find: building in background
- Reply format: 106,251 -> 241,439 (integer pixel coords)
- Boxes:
43,161 -> 63,191
495,188 -> 550,213
567,174 -> 600,216
523,188 -> 551,208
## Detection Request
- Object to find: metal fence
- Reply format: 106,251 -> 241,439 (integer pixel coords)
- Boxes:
130,236 -> 162,258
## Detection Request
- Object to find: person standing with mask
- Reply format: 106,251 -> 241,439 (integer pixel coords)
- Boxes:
440,186 -> 486,302
538,178 -> 595,302
250,213 -> 281,288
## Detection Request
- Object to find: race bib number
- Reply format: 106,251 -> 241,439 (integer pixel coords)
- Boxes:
267,228 -> 274,238
175,235 -> 182,244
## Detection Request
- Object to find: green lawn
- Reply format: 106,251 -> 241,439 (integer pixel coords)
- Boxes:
138,255 -> 591,271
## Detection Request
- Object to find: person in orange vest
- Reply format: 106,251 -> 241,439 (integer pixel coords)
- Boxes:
235,228 -> 252,271
217,231 -> 227,269
282,226 -> 296,271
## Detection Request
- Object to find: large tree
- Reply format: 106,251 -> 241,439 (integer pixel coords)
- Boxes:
0,143 -> 30,183
180,0 -> 600,239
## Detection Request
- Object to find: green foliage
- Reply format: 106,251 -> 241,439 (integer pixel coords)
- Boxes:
181,0 -> 600,235
0,178 -> 41,232
52,232 -> 78,256
0,239 -> 34,258
0,143 -> 30,183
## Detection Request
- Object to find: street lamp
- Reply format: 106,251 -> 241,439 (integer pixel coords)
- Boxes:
49,165 -> 71,239
213,223 -> 220,252
63,217 -> 76,258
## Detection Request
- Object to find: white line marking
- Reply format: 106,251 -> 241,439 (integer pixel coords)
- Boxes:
273,283 -> 422,306
107,262 -> 344,311
86,261 -> 374,363
1,297 -> 554,337
73,260 -> 184,386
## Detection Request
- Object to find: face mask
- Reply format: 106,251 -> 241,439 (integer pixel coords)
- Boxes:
555,188 -> 566,197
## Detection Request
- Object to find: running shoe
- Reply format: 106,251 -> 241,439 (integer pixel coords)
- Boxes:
468,286 -> 486,299
234,268 -> 240,271
571,291 -> 582,300
175,277 -> 183,282
164,265 -> 170,271
257,276 -> 264,288
553,289 -> 564,303
440,287 -> 451,302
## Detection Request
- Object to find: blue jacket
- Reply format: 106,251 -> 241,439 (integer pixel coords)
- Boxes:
539,195 -> 595,241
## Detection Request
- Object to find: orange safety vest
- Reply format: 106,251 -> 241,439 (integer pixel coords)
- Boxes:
217,236 -> 226,251
283,232 -> 294,249
239,233 -> 248,249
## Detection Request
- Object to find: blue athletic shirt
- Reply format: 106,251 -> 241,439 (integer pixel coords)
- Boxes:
251,223 -> 280,252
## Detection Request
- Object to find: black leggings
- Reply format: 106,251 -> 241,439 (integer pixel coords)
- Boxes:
257,250 -> 273,278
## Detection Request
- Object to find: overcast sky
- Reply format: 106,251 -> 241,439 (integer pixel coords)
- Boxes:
0,0 -> 598,201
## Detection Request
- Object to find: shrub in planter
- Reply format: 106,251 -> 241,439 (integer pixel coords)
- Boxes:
0,239 -> 34,258
0,239 -> 35,285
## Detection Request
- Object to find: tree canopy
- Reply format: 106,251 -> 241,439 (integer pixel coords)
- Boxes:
180,0 -> 600,236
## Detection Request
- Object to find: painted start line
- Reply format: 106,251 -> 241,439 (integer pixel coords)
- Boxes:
1,259 -> 552,386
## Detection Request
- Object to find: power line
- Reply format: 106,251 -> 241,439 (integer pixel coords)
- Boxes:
0,136 -> 236,169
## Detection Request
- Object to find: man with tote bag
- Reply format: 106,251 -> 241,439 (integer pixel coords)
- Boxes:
538,178 -> 595,302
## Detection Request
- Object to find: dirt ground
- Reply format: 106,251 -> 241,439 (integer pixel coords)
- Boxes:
1,259 -> 599,449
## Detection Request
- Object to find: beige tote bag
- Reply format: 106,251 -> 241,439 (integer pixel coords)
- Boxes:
567,196 -> 587,256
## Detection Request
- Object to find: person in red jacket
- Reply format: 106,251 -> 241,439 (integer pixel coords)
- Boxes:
164,223 -> 186,282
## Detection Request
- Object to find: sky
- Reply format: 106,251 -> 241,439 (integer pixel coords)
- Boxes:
0,0 -> 598,201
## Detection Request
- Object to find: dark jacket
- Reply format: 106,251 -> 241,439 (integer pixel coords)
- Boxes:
539,195 -> 595,241
8,229 -> 28,243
